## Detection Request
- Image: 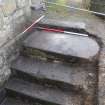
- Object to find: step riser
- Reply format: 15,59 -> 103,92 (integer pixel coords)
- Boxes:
22,47 -> 88,63
11,69 -> 82,93
0,89 -> 6,104
1,97 -> 40,105
6,90 -> 58,105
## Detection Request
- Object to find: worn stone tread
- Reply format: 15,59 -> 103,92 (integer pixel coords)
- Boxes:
5,78 -> 83,105
38,18 -> 86,32
23,30 -> 99,61
11,56 -> 95,91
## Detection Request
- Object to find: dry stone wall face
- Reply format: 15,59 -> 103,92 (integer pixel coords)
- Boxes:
0,0 -> 33,85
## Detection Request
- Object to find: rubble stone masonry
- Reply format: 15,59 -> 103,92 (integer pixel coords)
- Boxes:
0,0 -> 32,86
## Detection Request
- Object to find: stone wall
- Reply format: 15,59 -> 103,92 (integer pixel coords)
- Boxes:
90,0 -> 105,13
82,0 -> 91,9
0,0 -> 32,86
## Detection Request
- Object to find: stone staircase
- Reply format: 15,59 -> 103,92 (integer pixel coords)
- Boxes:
0,19 -> 100,105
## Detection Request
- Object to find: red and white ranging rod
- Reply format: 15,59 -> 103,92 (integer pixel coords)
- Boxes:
21,15 -> 45,34
20,15 -> 88,37
36,27 -> 88,37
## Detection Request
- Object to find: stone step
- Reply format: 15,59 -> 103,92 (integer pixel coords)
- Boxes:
23,30 -> 100,62
1,97 -> 36,105
5,78 -> 83,105
37,18 -> 86,33
11,56 -> 96,92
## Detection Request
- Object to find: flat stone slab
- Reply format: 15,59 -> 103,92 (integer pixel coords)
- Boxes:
11,56 -> 95,91
5,78 -> 83,105
38,18 -> 86,31
23,30 -> 100,60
